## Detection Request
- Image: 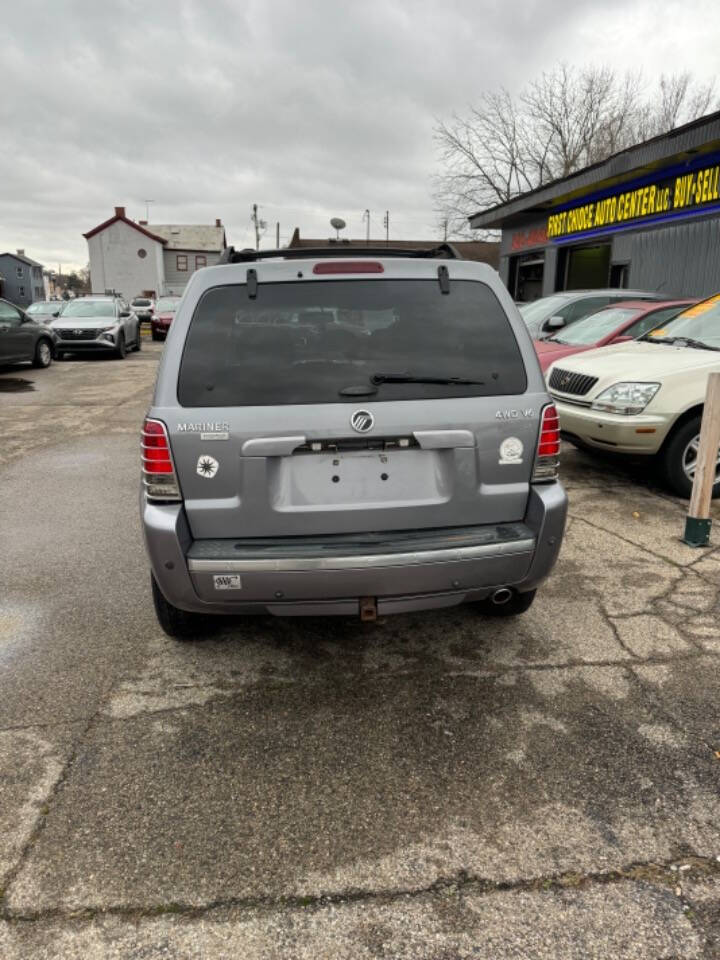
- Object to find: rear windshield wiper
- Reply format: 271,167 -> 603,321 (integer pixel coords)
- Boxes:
371,372 -> 485,386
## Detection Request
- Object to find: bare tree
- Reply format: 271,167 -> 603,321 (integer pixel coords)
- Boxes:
434,65 -> 718,235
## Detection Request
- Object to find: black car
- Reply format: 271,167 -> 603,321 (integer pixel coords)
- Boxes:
0,297 -> 57,368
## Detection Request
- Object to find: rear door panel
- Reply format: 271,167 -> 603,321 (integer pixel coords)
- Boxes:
160,394 -> 544,538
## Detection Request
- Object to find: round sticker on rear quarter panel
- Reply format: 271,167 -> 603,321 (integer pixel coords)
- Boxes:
499,437 -> 523,465
197,454 -> 219,478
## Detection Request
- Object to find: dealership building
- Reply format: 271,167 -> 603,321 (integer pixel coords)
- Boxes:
469,110 -> 720,302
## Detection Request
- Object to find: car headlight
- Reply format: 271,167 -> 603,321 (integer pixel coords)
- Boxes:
98,326 -> 117,341
591,382 -> 660,415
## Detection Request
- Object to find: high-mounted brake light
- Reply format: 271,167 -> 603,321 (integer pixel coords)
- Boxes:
312,261 -> 384,275
532,404 -> 561,482
142,418 -> 181,501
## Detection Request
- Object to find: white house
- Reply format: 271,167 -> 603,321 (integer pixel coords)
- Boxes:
84,207 -> 227,298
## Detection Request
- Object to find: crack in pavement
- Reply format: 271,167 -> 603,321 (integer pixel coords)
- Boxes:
570,515 -> 719,586
3,855 -> 719,925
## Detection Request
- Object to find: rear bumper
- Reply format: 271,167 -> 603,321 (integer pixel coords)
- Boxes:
142,483 -> 567,616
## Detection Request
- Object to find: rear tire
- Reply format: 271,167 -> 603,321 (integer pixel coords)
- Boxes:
133,323 -> 142,351
151,574 -> 207,640
32,338 -> 53,368
474,589 -> 536,617
661,416 -> 720,499
115,333 -> 126,359
151,330 -> 162,341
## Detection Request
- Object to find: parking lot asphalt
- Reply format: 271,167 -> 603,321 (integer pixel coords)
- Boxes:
1,345 -> 720,959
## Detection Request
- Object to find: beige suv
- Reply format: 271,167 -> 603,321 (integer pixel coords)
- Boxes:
547,294 -> 720,498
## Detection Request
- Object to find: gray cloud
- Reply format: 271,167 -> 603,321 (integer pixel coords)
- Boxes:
1,0 -> 717,267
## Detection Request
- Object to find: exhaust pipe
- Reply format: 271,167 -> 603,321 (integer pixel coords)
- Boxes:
491,588 -> 513,606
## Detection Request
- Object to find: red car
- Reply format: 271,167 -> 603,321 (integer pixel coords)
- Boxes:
534,299 -> 697,373
151,296 -> 182,341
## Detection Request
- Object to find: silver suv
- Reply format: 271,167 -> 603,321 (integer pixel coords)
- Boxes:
141,245 -> 567,638
51,295 -> 141,359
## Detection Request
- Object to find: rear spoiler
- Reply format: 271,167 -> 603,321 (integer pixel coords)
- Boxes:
218,243 -> 463,264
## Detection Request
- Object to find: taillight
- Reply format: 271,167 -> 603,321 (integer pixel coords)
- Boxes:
142,418 -> 181,501
532,404 -> 561,482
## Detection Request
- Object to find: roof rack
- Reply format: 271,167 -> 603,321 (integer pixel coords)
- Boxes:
218,243 -> 462,265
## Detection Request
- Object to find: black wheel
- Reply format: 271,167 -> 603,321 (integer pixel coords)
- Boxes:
151,574 -> 207,640
474,589 -> 536,617
32,338 -> 53,368
661,416 -> 720,499
151,330 -> 162,341
115,332 -> 126,359
133,324 -> 142,351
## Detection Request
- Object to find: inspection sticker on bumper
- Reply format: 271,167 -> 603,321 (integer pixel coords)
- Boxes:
213,574 -> 242,590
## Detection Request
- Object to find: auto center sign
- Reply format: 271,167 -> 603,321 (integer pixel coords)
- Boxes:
547,160 -> 720,240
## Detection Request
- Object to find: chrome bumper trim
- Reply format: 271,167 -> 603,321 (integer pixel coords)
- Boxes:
187,538 -> 535,573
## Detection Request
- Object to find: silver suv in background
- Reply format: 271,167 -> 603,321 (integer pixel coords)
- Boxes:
50,295 -> 142,359
520,289 -> 661,339
141,245 -> 568,638
131,297 -> 155,322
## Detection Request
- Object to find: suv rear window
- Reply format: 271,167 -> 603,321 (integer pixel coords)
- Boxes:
178,279 -> 527,406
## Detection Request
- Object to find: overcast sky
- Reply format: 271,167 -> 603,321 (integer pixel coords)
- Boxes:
2,0 -> 718,270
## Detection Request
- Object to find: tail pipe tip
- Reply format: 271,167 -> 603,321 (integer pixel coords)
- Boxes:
491,587 -> 514,606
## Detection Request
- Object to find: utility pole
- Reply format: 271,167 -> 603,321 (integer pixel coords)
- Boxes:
251,204 -> 267,250
276,222 -> 280,248
362,209 -> 370,242
383,210 -> 389,242
144,200 -> 154,221
442,218 -> 449,242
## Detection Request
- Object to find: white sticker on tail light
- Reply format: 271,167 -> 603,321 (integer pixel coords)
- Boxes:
499,437 -> 524,464
213,574 -> 241,590
197,455 -> 219,478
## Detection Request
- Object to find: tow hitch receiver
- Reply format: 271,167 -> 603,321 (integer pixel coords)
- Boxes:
359,596 -> 377,621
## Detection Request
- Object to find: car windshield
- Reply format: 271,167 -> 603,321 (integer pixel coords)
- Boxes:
59,300 -> 115,318
133,298 -> 151,306
549,307 -> 638,345
156,298 -> 179,311
518,294 -> 572,324
27,302 -> 58,314
645,294 -> 720,348
178,279 -> 527,406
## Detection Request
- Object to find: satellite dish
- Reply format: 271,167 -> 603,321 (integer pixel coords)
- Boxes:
330,217 -> 346,240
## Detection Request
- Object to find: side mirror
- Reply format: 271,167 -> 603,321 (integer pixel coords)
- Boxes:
52,311 -> 60,317
546,315 -> 565,330
120,309 -> 131,317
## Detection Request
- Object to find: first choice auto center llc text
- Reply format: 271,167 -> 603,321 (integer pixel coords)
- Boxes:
547,162 -> 720,239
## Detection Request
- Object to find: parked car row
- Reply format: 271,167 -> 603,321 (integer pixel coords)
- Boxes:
0,294 -> 143,368
521,290 -> 720,499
